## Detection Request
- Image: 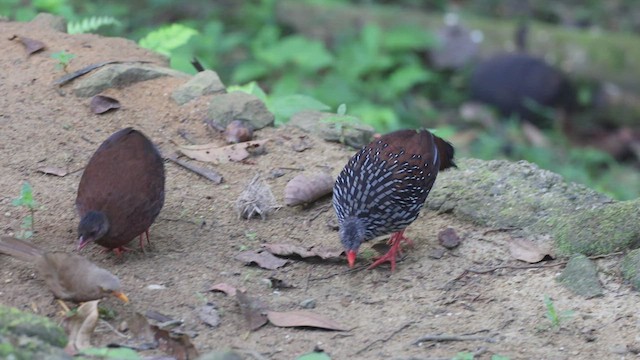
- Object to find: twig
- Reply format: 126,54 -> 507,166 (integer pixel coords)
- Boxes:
97,319 -> 129,338
412,333 -> 492,345
165,154 -> 223,184
355,321 -> 414,355
482,227 -> 521,235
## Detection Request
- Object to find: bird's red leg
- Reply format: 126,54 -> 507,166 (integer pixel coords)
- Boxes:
368,230 -> 412,271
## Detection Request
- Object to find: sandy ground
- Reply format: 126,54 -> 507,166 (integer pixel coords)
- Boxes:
1,17 -> 639,360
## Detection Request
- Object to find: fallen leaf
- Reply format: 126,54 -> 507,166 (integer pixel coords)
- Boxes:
178,139 -> 269,164
284,173 -> 334,206
198,303 -> 220,328
90,95 -> 121,114
17,36 -> 45,55
262,243 -> 344,260
236,290 -> 268,331
209,282 -> 239,296
438,227 -> 461,249
152,324 -> 199,360
64,300 -> 100,354
235,250 -> 288,270
509,238 -> 555,263
126,312 -> 157,350
266,310 -> 348,331
37,166 -> 68,177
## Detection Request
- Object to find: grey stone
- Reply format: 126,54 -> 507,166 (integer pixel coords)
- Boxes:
557,255 -> 603,298
621,248 -> 640,290
289,110 -> 375,148
208,92 -> 274,130
73,63 -> 189,97
171,70 -> 226,105
31,13 -> 67,32
300,298 -> 317,309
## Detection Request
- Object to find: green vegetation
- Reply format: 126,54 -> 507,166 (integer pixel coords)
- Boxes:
543,295 -> 574,329
50,50 -> 76,71
78,347 -> 141,360
12,182 -> 37,239
1,0 -> 638,200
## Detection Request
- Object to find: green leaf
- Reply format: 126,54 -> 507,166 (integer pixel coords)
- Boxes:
139,24 -> 199,57
67,16 -> 120,34
79,347 -> 141,360
336,103 -> 347,115
256,35 -> 333,72
383,64 -> 432,100
270,94 -> 330,125
232,61 -> 270,84
491,355 -> 512,360
296,351 -> 332,360
13,182 -> 35,208
382,26 -> 438,51
227,81 -> 268,103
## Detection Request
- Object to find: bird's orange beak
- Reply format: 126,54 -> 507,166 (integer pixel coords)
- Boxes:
347,250 -> 357,268
112,291 -> 129,303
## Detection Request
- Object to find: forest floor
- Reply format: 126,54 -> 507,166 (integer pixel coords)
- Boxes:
1,17 -> 639,360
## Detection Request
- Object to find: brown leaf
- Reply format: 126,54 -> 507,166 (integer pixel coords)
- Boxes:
90,95 -> 121,114
235,250 -> 288,270
266,310 -> 348,331
152,324 -> 199,360
509,238 -> 555,263
126,312 -> 157,350
438,227 -> 461,249
18,36 -> 45,55
284,173 -> 334,206
37,166 -> 68,177
64,300 -> 100,354
209,282 -> 239,296
262,243 -> 344,260
236,290 -> 268,331
178,139 -> 269,164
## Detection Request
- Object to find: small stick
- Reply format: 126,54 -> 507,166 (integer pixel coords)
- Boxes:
412,333 -> 492,344
165,154 -> 223,184
355,321 -> 414,355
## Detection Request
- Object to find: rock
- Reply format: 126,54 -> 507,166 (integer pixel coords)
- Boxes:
557,255 -> 604,298
289,110 -> 375,148
438,227 -> 461,249
171,70 -> 226,105
300,298 -> 317,309
208,92 -> 274,130
426,159 -> 640,257
0,305 -> 70,359
621,249 -> 640,290
73,63 -> 189,97
31,13 -> 67,32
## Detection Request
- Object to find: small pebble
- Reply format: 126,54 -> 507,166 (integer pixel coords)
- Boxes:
147,284 -> 166,290
438,227 -> 461,249
300,298 -> 317,309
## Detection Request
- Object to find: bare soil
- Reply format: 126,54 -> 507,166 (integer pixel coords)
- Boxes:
1,18 -> 639,360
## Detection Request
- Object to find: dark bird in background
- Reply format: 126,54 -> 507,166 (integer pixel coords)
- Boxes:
0,236 -> 128,302
76,128 -> 165,255
333,129 -> 456,271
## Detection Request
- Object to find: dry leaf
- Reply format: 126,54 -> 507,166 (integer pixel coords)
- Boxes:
509,238 -> 555,263
438,227 -> 461,249
262,243 -> 344,260
235,250 -> 288,270
126,312 -> 157,350
152,324 -> 199,360
178,139 -> 269,164
64,300 -> 100,354
18,36 -> 45,55
236,290 -> 268,331
225,120 -> 254,144
209,282 -> 239,296
37,166 -> 68,177
198,303 -> 220,327
266,310 -> 348,331
90,95 -> 121,114
284,173 -> 334,206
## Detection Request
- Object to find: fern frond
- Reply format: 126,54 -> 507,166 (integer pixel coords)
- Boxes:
67,16 -> 121,34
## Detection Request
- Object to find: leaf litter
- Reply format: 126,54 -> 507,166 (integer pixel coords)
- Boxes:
235,250 -> 288,270
178,139 -> 269,164
262,243 -> 344,261
64,300 -> 100,354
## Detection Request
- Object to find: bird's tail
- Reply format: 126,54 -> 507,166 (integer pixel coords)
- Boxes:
434,135 -> 456,171
0,237 -> 44,262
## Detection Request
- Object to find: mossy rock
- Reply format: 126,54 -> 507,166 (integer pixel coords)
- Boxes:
621,249 -> 640,290
557,254 -> 603,298
0,305 -> 70,360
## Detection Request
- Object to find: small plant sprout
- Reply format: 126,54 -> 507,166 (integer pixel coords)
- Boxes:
12,182 -> 38,239
51,50 -> 76,72
544,295 -> 574,329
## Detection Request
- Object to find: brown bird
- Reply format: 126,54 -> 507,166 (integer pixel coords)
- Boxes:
0,236 -> 128,302
76,128 -> 165,255
333,129 -> 455,271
